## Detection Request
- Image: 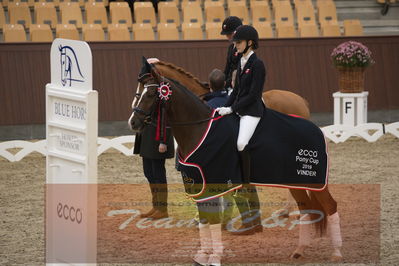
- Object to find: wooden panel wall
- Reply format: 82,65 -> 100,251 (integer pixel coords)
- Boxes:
0,36 -> 398,125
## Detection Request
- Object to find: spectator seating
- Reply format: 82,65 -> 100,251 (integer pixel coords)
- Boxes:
133,23 -> 155,40
0,4 -> 5,31
108,23 -> 130,41
85,2 -> 108,29
182,22 -> 203,40
205,22 -> 224,39
299,24 -> 319,37
158,2 -> 180,25
251,1 -> 272,24
62,0 -> 85,8
30,24 -> 53,42
274,2 -> 294,28
110,2 -> 133,28
8,0 -> 36,8
4,24 -> 26,42
229,3 -> 249,24
56,24 -> 79,40
343,19 -> 364,36
37,0 -> 60,7
60,2 -> 83,29
253,21 -> 274,38
227,0 -> 246,8
82,23 -> 105,41
318,0 -> 338,26
8,2 -> 32,29
297,3 -> 317,27
276,25 -> 297,37
34,2 -> 57,29
321,23 -> 341,36
182,2 -> 203,24
204,1 -> 225,23
158,22 -> 179,40
134,2 -> 156,27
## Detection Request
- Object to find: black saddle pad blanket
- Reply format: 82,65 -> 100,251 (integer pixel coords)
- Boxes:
179,108 -> 328,202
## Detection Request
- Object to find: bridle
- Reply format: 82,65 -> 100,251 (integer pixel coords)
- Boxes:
132,74 -> 215,128
132,82 -> 159,125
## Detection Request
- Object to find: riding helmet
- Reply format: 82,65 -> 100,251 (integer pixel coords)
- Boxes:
220,16 -> 243,35
232,25 -> 259,49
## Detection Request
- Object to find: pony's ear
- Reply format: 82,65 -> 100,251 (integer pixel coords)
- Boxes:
141,56 -> 147,66
150,66 -> 161,83
141,56 -> 152,72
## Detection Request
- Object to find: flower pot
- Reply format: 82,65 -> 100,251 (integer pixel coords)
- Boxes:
337,67 -> 365,93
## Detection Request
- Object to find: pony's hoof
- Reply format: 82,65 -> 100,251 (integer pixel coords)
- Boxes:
330,255 -> 343,262
192,261 -> 205,266
290,252 -> 305,260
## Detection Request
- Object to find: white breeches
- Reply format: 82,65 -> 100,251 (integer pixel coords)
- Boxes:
237,115 -> 261,151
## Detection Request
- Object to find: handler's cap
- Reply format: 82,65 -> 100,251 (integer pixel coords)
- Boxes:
221,16 -> 243,35
232,25 -> 259,48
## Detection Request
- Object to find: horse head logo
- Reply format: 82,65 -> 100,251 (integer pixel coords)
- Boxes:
59,45 -> 85,87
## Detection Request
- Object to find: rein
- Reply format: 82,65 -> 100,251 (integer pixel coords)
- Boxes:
133,107 -> 215,127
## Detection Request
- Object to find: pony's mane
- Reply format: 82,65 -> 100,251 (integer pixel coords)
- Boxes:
166,77 -> 212,112
155,61 -> 209,90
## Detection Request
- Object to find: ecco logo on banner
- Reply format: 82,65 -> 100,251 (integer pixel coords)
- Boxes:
59,45 -> 85,87
57,202 -> 83,224
298,149 -> 318,157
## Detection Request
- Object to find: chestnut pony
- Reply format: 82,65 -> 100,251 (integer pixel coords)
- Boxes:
129,58 -> 343,261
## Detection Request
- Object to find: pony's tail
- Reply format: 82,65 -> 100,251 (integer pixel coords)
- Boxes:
309,191 -> 327,237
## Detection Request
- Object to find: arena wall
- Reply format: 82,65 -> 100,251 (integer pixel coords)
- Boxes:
0,35 -> 398,126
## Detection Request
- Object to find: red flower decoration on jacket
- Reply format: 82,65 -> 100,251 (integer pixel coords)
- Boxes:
245,69 -> 250,74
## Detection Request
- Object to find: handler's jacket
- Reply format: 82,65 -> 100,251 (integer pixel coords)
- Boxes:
223,43 -> 241,90
225,53 -> 266,117
133,122 -> 175,159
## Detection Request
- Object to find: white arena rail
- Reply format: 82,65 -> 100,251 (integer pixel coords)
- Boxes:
1,122 -> 398,162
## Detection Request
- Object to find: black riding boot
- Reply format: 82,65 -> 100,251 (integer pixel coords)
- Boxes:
247,186 -> 263,233
229,150 -> 263,235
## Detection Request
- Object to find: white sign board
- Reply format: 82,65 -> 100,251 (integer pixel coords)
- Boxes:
333,91 -> 368,126
46,38 -> 98,265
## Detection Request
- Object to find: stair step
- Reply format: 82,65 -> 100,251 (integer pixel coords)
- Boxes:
361,19 -> 399,27
335,0 -> 382,8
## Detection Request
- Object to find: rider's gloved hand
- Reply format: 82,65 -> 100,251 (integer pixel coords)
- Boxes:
216,107 -> 232,116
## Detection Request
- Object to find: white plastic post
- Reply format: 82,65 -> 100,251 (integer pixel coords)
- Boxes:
333,91 -> 369,126
46,39 -> 98,265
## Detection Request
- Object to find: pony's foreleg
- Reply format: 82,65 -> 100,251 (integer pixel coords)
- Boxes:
208,223 -> 223,266
289,189 -> 313,259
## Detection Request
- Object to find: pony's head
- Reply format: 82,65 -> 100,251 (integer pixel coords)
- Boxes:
128,56 -> 164,132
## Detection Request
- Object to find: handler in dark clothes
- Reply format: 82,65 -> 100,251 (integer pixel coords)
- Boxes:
216,25 -> 265,235
220,16 -> 242,92
133,119 -> 175,219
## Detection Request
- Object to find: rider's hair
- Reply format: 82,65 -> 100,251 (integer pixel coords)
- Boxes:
208,69 -> 225,92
